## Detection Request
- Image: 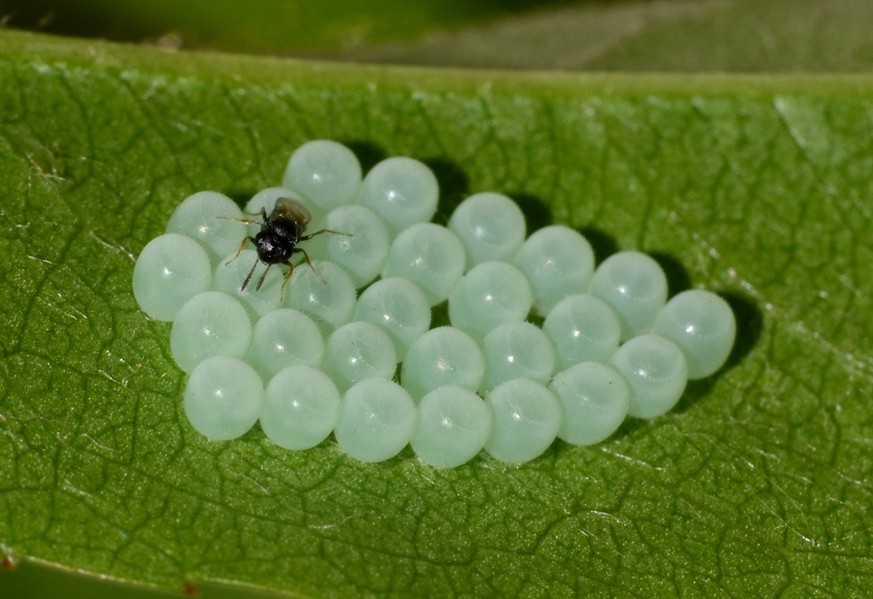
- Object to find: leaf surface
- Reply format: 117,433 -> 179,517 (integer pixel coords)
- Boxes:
333,0 -> 873,72
9,0 -> 873,72
0,30 -> 872,598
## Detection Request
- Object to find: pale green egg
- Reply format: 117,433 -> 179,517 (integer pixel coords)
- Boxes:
514,225 -> 595,315
246,308 -> 324,380
319,205 -> 390,288
283,259 -> 357,336
448,192 -> 526,268
184,356 -> 264,441
170,291 -> 252,373
448,261 -> 532,342
411,386 -> 492,469
353,277 -> 431,361
282,140 -> 362,214
132,233 -> 211,322
589,251 -> 668,341
550,362 -> 629,446
400,326 -> 485,401
481,322 -> 556,392
359,156 -> 439,237
334,379 -> 417,462
322,321 -> 397,392
653,289 -> 735,380
260,365 -> 340,450
484,378 -> 561,465
165,191 -> 244,264
381,223 -> 466,306
543,294 -> 621,369
609,334 -> 688,419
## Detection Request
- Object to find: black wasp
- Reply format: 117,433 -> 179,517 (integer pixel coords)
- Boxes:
227,198 -> 346,295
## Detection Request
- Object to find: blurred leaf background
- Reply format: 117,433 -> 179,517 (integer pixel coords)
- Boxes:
3,0 -> 873,70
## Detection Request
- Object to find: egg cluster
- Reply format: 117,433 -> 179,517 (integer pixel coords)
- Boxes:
132,140 -> 736,468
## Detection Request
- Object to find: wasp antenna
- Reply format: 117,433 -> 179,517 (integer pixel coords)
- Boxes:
255,263 -> 272,291
241,258 -> 259,292
219,216 -> 260,225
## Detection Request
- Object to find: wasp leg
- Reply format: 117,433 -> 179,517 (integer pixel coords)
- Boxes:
279,261 -> 296,300
293,247 -> 325,283
299,228 -> 352,241
240,258 -> 260,292
225,236 -> 257,265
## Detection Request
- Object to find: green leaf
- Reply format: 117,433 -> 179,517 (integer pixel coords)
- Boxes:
331,0 -> 873,71
1,29 -> 872,598
9,0 -> 873,72
3,0 -> 565,55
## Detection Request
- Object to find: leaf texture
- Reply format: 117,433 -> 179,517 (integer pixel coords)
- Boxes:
0,30 -> 872,598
